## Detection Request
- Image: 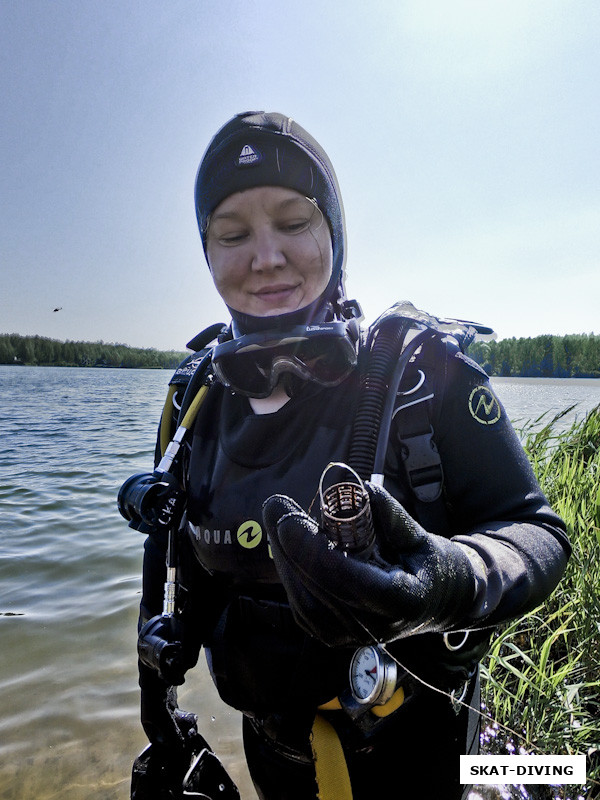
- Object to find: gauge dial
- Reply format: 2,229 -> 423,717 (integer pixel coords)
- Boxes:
349,645 -> 397,706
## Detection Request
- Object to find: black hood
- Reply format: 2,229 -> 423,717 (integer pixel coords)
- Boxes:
195,111 -> 349,333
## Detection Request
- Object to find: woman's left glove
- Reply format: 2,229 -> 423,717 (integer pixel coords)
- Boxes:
262,483 -> 477,647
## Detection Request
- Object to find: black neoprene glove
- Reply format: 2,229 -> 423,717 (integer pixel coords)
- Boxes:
262,482 -> 477,647
140,673 -> 198,751
133,669 -> 205,798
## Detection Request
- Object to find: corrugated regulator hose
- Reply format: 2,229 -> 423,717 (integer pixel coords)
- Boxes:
348,317 -> 414,481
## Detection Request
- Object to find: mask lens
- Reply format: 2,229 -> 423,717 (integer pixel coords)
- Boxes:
212,324 -> 357,397
213,351 -> 274,397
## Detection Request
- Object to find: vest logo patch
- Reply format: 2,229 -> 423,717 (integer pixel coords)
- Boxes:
173,355 -> 203,380
237,144 -> 261,167
189,524 -> 233,546
469,386 -> 501,425
237,520 -> 263,549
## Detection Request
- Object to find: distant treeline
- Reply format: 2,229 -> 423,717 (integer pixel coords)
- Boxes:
0,334 -> 187,370
467,333 -> 600,378
2,331 -> 599,378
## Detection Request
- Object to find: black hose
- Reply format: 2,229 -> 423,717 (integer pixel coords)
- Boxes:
348,317 -> 415,481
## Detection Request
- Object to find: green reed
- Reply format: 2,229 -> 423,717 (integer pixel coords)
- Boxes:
480,404 -> 600,796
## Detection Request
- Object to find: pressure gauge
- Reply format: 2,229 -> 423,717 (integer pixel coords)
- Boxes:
349,644 -> 398,706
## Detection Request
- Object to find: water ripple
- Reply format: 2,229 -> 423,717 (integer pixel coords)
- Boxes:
0,366 -> 597,800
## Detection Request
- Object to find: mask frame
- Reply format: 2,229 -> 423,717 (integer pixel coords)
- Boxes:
211,321 -> 358,398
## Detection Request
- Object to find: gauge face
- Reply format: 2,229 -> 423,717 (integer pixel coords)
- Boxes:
350,646 -> 381,704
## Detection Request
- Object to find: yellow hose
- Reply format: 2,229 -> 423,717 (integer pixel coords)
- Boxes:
371,686 -> 405,717
181,385 -> 209,430
311,714 -> 353,800
160,383 -> 210,458
159,385 -> 177,457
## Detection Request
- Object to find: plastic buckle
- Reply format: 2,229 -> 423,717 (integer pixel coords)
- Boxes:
401,426 -> 444,503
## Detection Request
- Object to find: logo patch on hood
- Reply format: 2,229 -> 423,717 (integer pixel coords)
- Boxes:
237,144 -> 262,167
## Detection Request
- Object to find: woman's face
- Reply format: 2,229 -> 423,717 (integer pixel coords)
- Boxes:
206,186 -> 333,317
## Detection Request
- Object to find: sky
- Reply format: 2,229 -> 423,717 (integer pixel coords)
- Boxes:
1,0 -> 599,351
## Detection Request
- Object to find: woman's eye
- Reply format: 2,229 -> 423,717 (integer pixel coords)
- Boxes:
218,231 -> 248,245
280,219 -> 311,234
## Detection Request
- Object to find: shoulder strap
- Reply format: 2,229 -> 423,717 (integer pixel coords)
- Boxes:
391,339 -> 450,534
360,302 -> 489,536
380,326 -> 454,535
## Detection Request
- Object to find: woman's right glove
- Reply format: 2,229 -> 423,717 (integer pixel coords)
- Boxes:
263,482 -> 478,647
133,669 -> 241,799
132,668 -> 202,798
140,673 -> 198,751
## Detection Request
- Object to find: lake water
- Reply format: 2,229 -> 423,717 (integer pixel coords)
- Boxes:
1,366 -> 598,800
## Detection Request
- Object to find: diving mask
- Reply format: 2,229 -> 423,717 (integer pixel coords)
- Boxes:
211,321 -> 358,398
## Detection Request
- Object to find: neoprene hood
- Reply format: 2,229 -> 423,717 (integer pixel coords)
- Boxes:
195,111 -> 348,330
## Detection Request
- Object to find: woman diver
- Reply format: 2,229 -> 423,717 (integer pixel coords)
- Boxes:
121,111 -> 570,799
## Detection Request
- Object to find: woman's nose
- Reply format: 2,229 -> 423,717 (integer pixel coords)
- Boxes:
251,229 -> 286,272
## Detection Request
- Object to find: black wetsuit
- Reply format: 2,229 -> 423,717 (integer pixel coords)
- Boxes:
139,334 -> 569,800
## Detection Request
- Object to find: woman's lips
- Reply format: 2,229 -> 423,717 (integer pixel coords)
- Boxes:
253,284 -> 299,306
